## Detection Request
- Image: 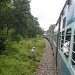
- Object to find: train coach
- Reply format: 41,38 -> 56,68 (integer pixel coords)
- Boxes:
44,0 -> 75,75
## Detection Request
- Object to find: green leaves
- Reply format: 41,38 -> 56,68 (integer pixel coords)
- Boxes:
0,37 -> 45,75
0,0 -> 44,38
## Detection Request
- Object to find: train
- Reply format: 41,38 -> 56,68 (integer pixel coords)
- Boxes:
44,0 -> 75,75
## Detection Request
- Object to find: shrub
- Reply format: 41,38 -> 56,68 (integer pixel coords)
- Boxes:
0,37 -> 45,75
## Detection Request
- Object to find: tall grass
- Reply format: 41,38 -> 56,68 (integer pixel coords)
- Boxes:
0,37 -> 45,75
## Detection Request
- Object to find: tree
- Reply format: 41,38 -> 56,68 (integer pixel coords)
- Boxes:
0,0 -> 44,39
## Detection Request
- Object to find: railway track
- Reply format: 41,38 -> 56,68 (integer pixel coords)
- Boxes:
34,38 -> 57,75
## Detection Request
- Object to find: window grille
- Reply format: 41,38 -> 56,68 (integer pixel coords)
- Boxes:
72,31 -> 75,70
58,31 -> 65,51
58,32 -> 61,49
61,31 -> 65,49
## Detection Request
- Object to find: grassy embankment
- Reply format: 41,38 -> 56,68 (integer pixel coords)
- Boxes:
0,37 -> 45,75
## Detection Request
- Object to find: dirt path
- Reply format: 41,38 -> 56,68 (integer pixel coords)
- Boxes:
34,38 -> 57,75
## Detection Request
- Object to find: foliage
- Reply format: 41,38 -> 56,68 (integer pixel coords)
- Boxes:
0,37 -> 45,75
46,24 -> 56,33
0,0 -> 45,75
0,0 -> 44,38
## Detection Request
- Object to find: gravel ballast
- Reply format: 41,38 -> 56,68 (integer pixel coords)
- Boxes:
34,38 -> 57,75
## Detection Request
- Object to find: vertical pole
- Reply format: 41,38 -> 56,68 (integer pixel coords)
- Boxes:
56,17 -> 61,68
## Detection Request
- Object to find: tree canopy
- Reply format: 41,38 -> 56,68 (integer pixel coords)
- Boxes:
0,0 -> 44,39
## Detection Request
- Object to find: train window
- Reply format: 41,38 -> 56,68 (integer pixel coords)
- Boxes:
74,35 -> 75,42
58,32 -> 61,49
63,28 -> 71,58
73,43 -> 75,51
61,31 -> 65,48
72,50 -> 75,65
65,28 -> 71,42
60,31 -> 65,51
72,31 -> 75,70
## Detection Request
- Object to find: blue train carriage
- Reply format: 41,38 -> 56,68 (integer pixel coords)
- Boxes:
43,33 -> 50,41
57,0 -> 75,75
49,30 -> 53,46
53,25 -> 59,58
44,28 -> 54,46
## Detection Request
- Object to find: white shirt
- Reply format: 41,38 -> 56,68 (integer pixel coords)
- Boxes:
31,48 -> 35,56
31,48 -> 35,52
63,41 -> 70,53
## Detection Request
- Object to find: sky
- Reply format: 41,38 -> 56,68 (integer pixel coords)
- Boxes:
30,0 -> 66,31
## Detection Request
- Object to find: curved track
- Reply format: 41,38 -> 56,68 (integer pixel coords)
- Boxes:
34,38 -> 57,75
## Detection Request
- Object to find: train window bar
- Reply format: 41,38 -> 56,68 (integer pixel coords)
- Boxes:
58,31 -> 64,50
71,33 -> 75,71
72,51 -> 75,53
72,47 -> 75,64
66,34 -> 71,36
72,51 -> 75,65
72,59 -> 75,64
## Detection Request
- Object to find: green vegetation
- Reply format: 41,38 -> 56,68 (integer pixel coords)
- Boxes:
0,37 -> 45,75
0,0 -> 44,38
0,0 -> 45,75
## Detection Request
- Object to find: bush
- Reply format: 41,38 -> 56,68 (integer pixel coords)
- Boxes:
0,37 -> 45,75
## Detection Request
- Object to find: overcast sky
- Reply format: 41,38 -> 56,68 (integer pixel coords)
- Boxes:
30,0 -> 66,31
